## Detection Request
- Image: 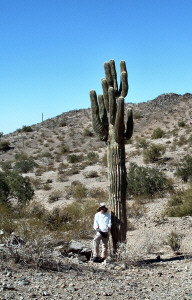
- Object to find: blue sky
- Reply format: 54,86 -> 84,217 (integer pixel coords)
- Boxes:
0,0 -> 192,134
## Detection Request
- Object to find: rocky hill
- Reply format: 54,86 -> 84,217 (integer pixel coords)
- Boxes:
1,92 -> 192,299
1,92 -> 192,207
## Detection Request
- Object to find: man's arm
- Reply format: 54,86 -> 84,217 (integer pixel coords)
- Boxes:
107,214 -> 112,231
93,213 -> 99,230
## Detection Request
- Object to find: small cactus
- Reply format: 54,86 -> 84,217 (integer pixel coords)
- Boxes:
90,60 -> 133,251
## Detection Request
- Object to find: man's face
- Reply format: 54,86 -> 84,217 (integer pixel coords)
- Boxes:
100,207 -> 106,213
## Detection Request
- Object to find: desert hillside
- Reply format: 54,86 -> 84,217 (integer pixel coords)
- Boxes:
1,92 -> 192,207
1,92 -> 192,299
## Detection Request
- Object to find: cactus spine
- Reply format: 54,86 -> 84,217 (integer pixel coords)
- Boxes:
90,60 -> 133,252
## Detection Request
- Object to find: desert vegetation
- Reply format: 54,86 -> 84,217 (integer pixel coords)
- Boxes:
1,92 -> 192,291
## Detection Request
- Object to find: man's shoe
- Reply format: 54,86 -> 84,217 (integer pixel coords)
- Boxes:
98,257 -> 105,263
92,257 -> 100,263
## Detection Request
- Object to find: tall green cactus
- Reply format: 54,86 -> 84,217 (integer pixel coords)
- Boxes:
90,60 -> 133,252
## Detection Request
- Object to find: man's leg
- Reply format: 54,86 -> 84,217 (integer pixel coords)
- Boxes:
101,235 -> 109,259
92,232 -> 102,260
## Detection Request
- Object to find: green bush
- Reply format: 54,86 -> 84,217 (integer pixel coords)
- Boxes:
88,187 -> 108,201
178,120 -> 185,127
41,151 -> 52,158
0,141 -> 11,151
14,157 -> 37,173
134,111 -> 142,119
48,190 -> 63,203
143,144 -> 165,163
84,170 -> 99,178
71,182 -> 87,200
165,187 -> 192,217
1,162 -> 12,172
0,170 -> 34,205
127,162 -> 172,197
60,144 -> 70,154
135,137 -> 149,149
20,125 -> 33,132
177,136 -> 187,146
167,231 -> 182,252
151,128 -> 165,139
87,151 -> 99,164
59,120 -> 67,127
83,128 -> 94,137
44,200 -> 98,237
175,154 -> 192,182
67,154 -> 83,164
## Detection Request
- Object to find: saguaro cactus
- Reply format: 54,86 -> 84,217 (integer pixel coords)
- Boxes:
90,60 -> 133,252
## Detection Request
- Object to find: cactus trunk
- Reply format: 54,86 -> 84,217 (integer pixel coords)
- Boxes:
107,131 -> 127,251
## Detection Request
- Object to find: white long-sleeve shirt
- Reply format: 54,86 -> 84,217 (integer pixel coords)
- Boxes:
93,212 -> 112,232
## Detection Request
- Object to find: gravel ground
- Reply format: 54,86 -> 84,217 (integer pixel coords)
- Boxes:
1,253 -> 192,300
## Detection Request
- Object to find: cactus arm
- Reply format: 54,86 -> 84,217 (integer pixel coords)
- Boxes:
101,78 -> 109,112
120,60 -> 127,73
90,90 -> 108,141
118,61 -> 128,98
98,94 -> 108,130
108,87 -> 116,126
125,108 -> 133,140
104,62 -> 113,87
115,97 -> 125,143
120,71 -> 128,98
109,60 -> 118,93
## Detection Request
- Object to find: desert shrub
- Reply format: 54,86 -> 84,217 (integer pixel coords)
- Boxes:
0,141 -> 11,151
58,163 -> 68,174
187,135 -> 192,146
127,201 -> 146,218
134,111 -> 142,119
41,151 -> 52,158
87,151 -> 99,164
35,167 -> 45,176
167,231 -> 182,252
42,183 -> 52,191
14,157 -> 37,173
30,177 -> 42,190
127,162 -> 172,197
151,128 -> 165,139
178,120 -> 185,127
0,172 -> 10,202
0,170 -> 34,205
19,125 -> 33,132
44,200 -> 98,237
0,132 -> 3,138
48,190 -> 63,203
28,201 -> 46,219
177,136 -> 187,146
66,165 -> 80,175
83,127 -> 94,137
175,154 -> 192,182
59,120 -> 67,127
165,187 -> 192,217
84,170 -> 99,178
60,144 -> 70,154
88,187 -> 108,201
67,154 -> 83,164
0,203 -> 16,236
143,144 -> 165,163
71,182 -> 87,200
135,137 -> 149,149
1,162 -> 12,172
